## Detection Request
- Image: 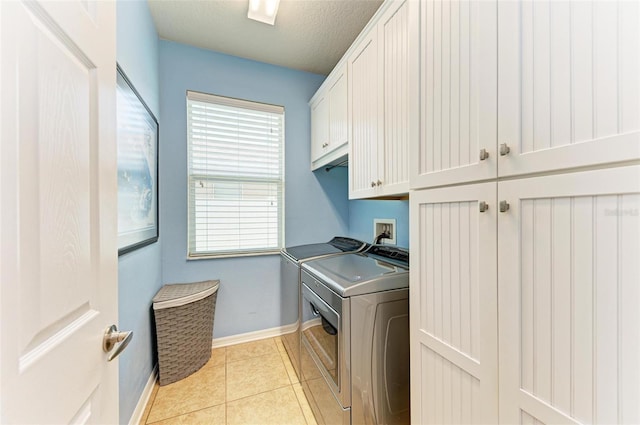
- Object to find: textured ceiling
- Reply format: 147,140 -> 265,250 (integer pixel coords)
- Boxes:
147,0 -> 383,76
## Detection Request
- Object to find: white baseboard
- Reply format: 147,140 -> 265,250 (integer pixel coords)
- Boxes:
128,365 -> 157,425
211,322 -> 297,348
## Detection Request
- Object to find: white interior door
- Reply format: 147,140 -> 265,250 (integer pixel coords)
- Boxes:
0,1 -> 118,423
410,183 -> 498,424
498,166 -> 640,424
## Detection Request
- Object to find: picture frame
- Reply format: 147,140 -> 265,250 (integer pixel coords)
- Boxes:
116,64 -> 159,255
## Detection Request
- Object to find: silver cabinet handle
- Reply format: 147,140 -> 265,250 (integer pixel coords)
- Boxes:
479,149 -> 489,161
103,325 -> 133,362
499,143 -> 511,156
499,201 -> 510,213
371,181 -> 376,187
479,201 -> 489,212
376,180 -> 382,186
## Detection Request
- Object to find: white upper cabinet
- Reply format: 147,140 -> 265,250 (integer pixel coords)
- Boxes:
349,0 -> 416,199
378,0 -> 412,196
411,0 -> 639,187
410,0 -> 498,190
310,92 -> 329,165
498,0 -> 640,177
310,65 -> 348,171
349,29 -> 380,198
329,70 -> 348,153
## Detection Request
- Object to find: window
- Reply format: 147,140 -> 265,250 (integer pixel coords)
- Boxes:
187,91 -> 284,258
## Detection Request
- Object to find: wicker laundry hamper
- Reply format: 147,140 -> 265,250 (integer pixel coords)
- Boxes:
152,279 -> 219,386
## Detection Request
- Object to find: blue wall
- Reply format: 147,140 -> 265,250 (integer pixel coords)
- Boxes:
348,199 -> 410,248
159,40 -> 348,338
116,1 -> 161,424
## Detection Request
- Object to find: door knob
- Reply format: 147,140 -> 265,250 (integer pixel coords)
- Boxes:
479,148 -> 489,161
499,201 -> 510,213
371,181 -> 376,187
479,201 -> 489,213
103,325 -> 133,361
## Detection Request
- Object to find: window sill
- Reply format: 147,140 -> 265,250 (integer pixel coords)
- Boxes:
186,250 -> 281,260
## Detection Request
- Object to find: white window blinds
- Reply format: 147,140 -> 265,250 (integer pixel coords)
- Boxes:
187,91 -> 285,258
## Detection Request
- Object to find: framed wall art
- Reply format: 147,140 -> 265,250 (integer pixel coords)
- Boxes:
116,64 -> 159,255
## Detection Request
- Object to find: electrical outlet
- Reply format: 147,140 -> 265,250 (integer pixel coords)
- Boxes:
373,218 -> 396,245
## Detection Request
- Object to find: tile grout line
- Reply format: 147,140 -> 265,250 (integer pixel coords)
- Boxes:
145,402 -> 227,425
291,385 -> 312,425
146,348 -> 226,424
146,337 -> 310,424
274,341 -> 311,424
227,382 -> 294,404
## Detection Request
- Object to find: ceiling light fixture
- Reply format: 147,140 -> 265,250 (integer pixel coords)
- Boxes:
247,0 -> 280,25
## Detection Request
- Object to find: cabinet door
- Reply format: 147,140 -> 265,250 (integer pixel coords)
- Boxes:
349,30 -> 380,199
498,166 -> 640,424
410,0 -> 497,189
410,183 -> 498,424
328,68 -> 347,150
310,94 -> 329,164
378,0 -> 412,196
498,1 -> 640,177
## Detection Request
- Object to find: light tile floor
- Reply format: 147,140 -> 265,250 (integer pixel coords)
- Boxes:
139,337 -> 317,425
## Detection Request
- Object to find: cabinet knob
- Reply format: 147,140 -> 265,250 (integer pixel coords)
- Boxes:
499,200 -> 510,213
499,143 -> 511,156
479,149 -> 489,161
371,181 -> 377,188
376,180 -> 382,186
479,201 -> 489,213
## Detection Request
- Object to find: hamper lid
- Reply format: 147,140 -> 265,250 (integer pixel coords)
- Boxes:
153,280 -> 220,310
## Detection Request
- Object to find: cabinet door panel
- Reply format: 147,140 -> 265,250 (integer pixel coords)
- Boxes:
498,166 -> 640,424
348,31 -> 380,199
329,70 -> 347,150
410,183 -> 498,424
310,67 -> 348,171
499,0 -> 640,177
379,0 -> 410,194
411,0 -> 497,189
310,94 -> 328,163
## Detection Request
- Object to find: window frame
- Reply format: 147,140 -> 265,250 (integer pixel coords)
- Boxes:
186,91 -> 285,259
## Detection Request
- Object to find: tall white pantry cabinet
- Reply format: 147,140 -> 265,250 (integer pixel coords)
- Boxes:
409,1 -> 640,425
